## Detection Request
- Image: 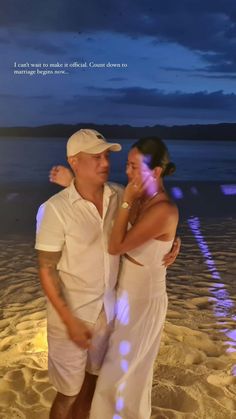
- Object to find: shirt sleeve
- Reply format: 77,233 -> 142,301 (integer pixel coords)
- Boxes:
35,201 -> 65,251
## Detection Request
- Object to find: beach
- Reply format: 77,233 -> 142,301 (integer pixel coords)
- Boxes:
0,182 -> 236,418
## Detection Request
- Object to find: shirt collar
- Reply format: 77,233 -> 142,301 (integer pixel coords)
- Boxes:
68,180 -> 116,204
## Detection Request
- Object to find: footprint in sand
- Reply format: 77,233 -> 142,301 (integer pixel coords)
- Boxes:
24,311 -> 45,322
4,369 -> 26,391
18,387 -> 40,406
23,267 -> 38,273
32,381 -> 55,408
161,342 -> 206,366
0,335 -> 16,351
151,408 -> 179,419
207,374 -> 236,386
2,407 -> 26,419
198,380 -> 236,412
0,319 -> 10,330
205,358 -> 228,370
154,365 -> 198,386
152,383 -> 199,413
33,381 -> 49,394
190,296 -> 216,310
0,389 -> 16,407
34,370 -> 48,382
41,387 -> 56,407
166,310 -> 184,320
20,355 -> 48,371
16,320 -> 36,331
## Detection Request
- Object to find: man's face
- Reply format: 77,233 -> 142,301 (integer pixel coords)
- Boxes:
69,150 -> 110,185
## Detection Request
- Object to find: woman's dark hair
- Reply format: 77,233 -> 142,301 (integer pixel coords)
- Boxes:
131,136 -> 176,177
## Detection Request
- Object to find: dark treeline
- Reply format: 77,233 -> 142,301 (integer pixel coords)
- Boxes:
0,122 -> 236,140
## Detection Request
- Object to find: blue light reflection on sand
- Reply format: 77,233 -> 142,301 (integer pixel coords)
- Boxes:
188,216 -> 236,373
232,365 -> 236,376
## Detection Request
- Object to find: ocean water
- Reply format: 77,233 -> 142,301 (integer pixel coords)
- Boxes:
0,137 -> 235,184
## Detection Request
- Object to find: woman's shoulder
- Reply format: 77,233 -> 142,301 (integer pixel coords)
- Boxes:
149,197 -> 179,221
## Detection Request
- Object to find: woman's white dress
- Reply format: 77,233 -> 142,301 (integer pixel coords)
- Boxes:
89,237 -> 173,419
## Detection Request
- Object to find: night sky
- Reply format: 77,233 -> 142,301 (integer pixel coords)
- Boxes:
1,0 -> 236,127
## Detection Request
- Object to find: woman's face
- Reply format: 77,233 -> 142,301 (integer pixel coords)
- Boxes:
126,147 -> 152,183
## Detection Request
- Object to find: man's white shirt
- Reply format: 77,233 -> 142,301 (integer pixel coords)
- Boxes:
35,181 -> 124,336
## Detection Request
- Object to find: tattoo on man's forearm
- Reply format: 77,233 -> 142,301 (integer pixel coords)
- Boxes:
37,250 -> 61,268
52,274 -> 67,305
37,250 -> 68,306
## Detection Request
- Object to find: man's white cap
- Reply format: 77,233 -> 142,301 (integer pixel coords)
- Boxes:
67,129 -> 122,157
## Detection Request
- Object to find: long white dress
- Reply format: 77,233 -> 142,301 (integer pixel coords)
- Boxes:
89,238 -> 173,419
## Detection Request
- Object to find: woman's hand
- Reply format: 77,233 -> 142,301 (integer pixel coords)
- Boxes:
123,174 -> 154,204
49,165 -> 74,188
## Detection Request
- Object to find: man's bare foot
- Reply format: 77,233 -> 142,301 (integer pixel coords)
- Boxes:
49,165 -> 74,188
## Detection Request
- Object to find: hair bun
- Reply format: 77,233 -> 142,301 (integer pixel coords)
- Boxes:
163,162 -> 176,176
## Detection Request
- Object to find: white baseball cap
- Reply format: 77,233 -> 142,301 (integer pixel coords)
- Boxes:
66,129 -> 122,157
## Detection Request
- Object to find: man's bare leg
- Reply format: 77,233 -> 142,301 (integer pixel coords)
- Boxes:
50,392 -> 77,419
72,372 -> 97,419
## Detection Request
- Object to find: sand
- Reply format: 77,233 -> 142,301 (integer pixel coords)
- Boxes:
0,183 -> 236,418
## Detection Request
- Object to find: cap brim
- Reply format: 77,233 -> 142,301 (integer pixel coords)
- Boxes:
85,142 -> 122,154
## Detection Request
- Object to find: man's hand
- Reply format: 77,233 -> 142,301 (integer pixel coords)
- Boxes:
37,250 -> 93,349
163,236 -> 181,267
66,316 -> 93,349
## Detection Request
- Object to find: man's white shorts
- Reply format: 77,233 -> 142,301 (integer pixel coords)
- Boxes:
47,308 -> 112,396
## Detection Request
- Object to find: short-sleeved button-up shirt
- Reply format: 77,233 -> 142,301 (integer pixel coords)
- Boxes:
35,181 -> 124,336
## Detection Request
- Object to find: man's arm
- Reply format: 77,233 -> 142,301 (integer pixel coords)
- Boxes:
162,236 -> 181,267
37,250 -> 92,349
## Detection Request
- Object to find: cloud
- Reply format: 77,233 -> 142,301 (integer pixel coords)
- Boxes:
107,77 -> 127,82
92,86 -> 236,110
203,53 -> 236,73
0,35 -> 10,45
0,2 -> 235,44
0,92 -> 59,125
0,29 -> 67,54
202,74 -> 236,79
0,93 -> 53,101
161,64 -> 236,78
17,37 -> 67,55
1,1 -> 235,73
1,88 -> 235,126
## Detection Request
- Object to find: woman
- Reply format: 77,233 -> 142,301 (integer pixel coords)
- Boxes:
50,137 -> 179,419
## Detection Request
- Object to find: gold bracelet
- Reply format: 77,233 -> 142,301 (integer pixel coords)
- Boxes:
121,201 -> 131,210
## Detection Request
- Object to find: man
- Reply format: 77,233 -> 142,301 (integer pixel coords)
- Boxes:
35,129 -> 179,419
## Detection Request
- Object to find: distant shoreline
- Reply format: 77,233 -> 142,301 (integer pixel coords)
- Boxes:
0,122 -> 236,141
